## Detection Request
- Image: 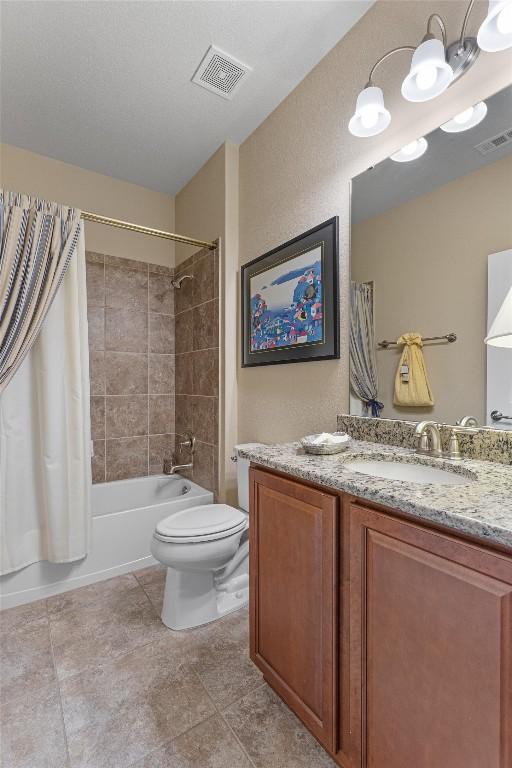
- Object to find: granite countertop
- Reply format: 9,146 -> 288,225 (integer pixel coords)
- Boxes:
238,439 -> 512,551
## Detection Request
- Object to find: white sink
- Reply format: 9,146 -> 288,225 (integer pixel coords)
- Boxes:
344,459 -> 474,486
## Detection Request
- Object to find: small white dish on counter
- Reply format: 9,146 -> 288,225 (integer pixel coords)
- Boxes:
301,432 -> 351,455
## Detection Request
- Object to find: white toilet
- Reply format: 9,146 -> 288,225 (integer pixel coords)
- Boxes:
151,443 -> 260,630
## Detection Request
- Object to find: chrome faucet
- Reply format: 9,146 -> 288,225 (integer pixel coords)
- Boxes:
163,435 -> 196,475
415,421 -> 443,458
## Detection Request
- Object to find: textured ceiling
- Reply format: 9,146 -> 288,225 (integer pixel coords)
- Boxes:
0,0 -> 373,195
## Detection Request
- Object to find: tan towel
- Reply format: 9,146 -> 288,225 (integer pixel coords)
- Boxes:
393,333 -> 434,407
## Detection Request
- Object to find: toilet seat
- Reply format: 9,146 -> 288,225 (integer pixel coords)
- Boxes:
154,503 -> 247,544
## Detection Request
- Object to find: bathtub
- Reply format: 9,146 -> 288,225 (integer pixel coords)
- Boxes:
0,475 -> 213,609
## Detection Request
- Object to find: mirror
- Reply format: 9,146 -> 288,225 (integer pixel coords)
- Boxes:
350,84 -> 512,430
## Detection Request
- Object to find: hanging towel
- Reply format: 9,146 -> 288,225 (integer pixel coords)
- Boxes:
393,333 -> 434,407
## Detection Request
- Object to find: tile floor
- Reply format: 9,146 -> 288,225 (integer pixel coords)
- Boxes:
0,566 -> 336,768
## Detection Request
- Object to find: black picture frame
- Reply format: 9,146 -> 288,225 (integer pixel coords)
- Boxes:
241,217 -> 339,367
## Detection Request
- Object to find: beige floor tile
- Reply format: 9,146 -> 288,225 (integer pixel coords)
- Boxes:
60,640 -> 216,768
191,610 -> 262,710
223,684 -> 337,768
50,583 -> 167,680
0,597 -> 48,636
129,714 -> 252,768
0,681 -> 68,768
47,573 -> 141,616
134,565 -> 166,613
0,614 -> 56,702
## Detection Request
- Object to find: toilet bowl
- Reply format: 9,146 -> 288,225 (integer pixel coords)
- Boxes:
151,443 -> 261,630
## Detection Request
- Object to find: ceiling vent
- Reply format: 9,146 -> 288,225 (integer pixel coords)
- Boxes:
192,45 -> 251,100
474,128 -> 512,155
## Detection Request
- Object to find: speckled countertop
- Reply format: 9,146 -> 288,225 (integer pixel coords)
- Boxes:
238,440 -> 512,551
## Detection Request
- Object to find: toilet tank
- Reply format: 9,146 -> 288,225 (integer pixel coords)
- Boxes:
234,443 -> 264,512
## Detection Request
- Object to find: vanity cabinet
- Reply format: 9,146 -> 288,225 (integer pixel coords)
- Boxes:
249,467 -> 338,753
249,466 -> 512,768
348,501 -> 512,768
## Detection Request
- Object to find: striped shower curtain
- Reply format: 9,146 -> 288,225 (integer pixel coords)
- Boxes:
349,281 -> 383,417
0,191 -> 91,574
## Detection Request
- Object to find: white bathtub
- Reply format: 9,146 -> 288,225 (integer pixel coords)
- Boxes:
0,475 -> 213,609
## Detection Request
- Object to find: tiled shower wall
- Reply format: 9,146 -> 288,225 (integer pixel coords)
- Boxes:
174,247 -> 219,495
86,252 -> 176,483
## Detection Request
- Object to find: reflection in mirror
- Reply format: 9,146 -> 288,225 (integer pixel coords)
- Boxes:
350,84 -> 512,430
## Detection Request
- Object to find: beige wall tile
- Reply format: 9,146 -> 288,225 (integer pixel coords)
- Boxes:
106,437 -> 148,481
149,395 -> 175,435
105,265 -> 148,310
175,352 -> 193,395
90,396 -> 105,440
105,307 -> 148,353
193,349 -> 219,397
193,299 -> 218,351
193,396 -> 218,446
149,313 -> 175,354
87,307 -> 105,351
106,395 -> 148,439
148,354 -> 175,394
89,350 -> 105,396
85,260 -> 105,309
174,309 -> 193,354
148,434 -> 176,475
148,273 -> 174,315
105,352 -> 147,395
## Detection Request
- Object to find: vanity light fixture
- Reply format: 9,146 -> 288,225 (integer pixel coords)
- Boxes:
390,137 -> 428,162
478,0 -> 512,51
440,101 -> 488,132
349,0 -> 512,138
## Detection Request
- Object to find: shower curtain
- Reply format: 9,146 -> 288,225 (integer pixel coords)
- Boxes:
349,281 -> 383,417
0,199 -> 91,575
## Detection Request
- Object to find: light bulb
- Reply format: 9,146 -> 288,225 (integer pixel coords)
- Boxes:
415,64 -> 438,91
497,2 -> 512,32
453,106 -> 474,125
402,140 -> 419,155
360,107 -> 379,129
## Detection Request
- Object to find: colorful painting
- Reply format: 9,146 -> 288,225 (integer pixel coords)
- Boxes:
249,246 -> 324,352
241,217 -> 339,367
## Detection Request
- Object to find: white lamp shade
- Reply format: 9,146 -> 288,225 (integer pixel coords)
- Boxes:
401,38 -> 453,102
485,285 -> 512,347
477,0 -> 512,52
390,137 -> 428,162
348,86 -> 391,137
440,101 -> 488,133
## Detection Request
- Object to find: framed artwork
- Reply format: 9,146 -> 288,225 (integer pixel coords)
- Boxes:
241,217 -> 339,367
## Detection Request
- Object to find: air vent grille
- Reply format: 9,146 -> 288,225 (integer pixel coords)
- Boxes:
475,128 -> 512,155
192,45 -> 251,100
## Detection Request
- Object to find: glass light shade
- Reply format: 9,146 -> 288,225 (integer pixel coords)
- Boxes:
485,286 -> 512,347
348,86 -> 391,137
390,137 -> 428,162
401,38 -> 454,102
440,101 -> 488,132
477,0 -> 512,52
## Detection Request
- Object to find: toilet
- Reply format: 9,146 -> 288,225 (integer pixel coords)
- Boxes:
151,443 -> 261,630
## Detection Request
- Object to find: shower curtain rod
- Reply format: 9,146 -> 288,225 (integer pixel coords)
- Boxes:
81,210 -> 217,251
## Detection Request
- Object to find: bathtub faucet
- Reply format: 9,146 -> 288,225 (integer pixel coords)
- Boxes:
163,435 -> 196,475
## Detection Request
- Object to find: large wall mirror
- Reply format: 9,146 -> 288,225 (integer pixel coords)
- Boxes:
350,84 -> 512,431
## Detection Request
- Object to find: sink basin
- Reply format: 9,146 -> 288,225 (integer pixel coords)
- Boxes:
344,459 -> 474,486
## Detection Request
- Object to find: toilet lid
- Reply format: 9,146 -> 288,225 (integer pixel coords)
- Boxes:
155,504 -> 247,543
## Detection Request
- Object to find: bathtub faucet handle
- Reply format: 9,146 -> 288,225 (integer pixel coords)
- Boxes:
180,435 -> 196,454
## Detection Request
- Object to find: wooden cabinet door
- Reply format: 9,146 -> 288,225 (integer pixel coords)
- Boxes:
249,467 -> 338,753
349,502 -> 512,768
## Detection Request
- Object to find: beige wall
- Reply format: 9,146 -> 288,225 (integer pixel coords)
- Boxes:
174,145 -> 225,266
175,142 -> 239,503
0,144 -> 175,267
352,154 -> 512,425
237,0 -> 512,444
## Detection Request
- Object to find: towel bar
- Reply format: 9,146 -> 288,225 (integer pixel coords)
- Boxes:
378,332 -> 457,349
